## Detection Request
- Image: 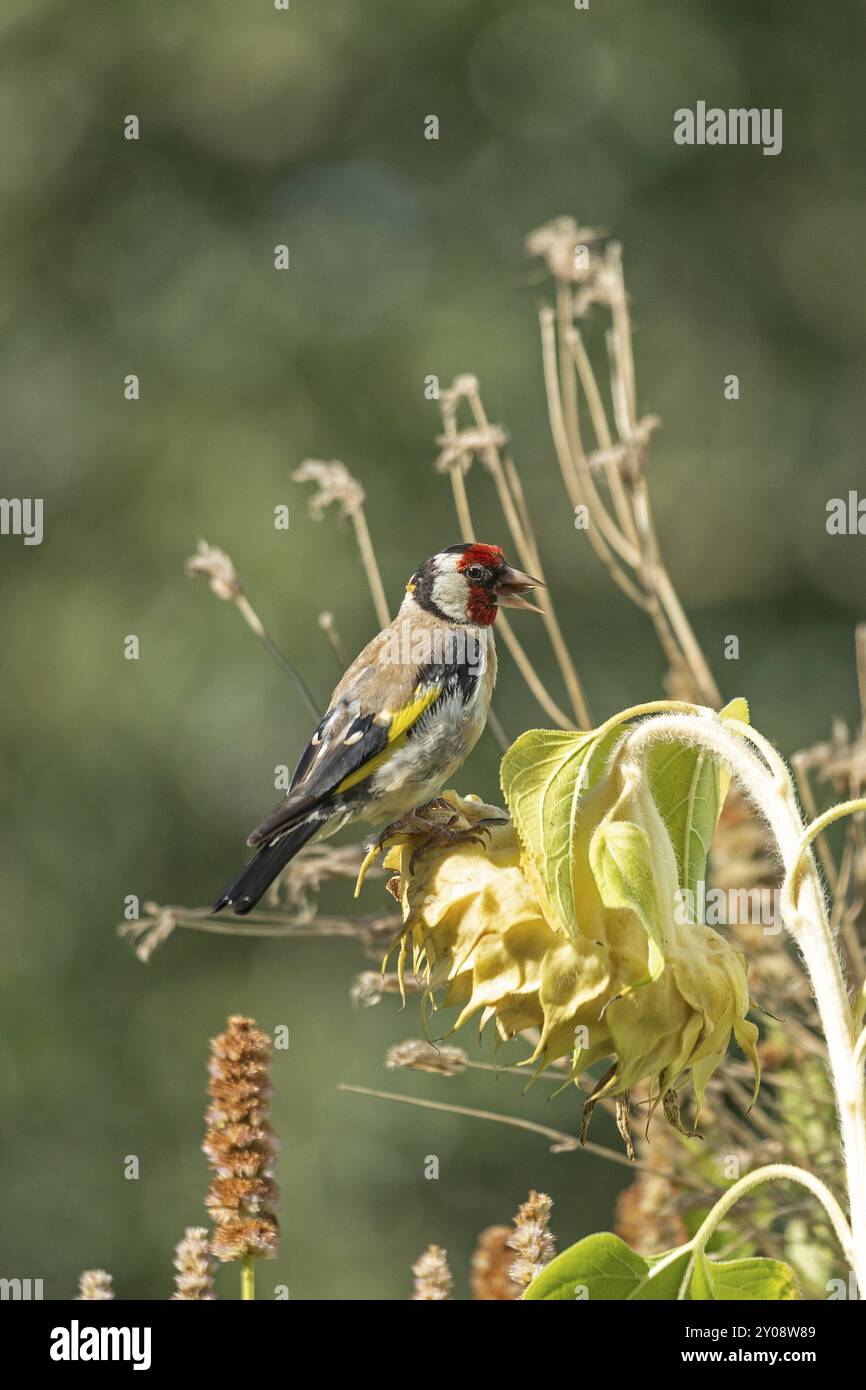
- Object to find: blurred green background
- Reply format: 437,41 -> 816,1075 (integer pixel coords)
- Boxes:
1,0 -> 864,1300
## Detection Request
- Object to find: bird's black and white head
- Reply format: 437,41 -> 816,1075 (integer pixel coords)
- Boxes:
403,543 -> 543,626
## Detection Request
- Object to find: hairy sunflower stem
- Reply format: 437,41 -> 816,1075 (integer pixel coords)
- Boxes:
622,709 -> 866,1296
674,1164 -> 854,1299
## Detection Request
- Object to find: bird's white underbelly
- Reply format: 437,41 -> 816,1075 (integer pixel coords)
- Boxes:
360,634 -> 495,825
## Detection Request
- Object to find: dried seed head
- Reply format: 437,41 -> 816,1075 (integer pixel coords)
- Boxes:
172,1227 -> 216,1301
438,374 -> 479,412
434,423 -> 509,475
185,540 -> 243,602
411,1244 -> 453,1300
203,1015 -> 279,1263
293,459 -> 365,519
77,1269 -> 114,1300
471,1225 -> 522,1300
350,970 -> 423,1008
526,215 -> 605,284
508,1190 -> 556,1289
385,1039 -> 468,1076
351,970 -> 387,1008
117,903 -> 176,962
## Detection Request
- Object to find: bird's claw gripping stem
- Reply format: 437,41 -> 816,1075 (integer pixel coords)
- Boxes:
354,797 -> 507,896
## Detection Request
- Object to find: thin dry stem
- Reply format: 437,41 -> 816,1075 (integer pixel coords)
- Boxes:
318,610 -> 349,670
567,326 -> 640,550
186,539 -> 320,719
532,226 -> 722,707
464,385 -> 592,727
337,1083 -> 705,1185
350,506 -> 390,629
438,389 -> 576,730
294,459 -> 390,628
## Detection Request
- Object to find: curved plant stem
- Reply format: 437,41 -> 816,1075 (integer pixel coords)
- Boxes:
675,1164 -> 854,1299
787,798 -> 866,905
622,709 -> 866,1298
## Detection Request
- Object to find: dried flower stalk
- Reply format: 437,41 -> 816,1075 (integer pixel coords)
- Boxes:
508,1190 -> 556,1289
294,459 -> 390,629
471,1225 -> 522,1300
172,1226 -> 216,1300
203,1015 -> 279,1298
529,217 -> 721,706
77,1269 -> 114,1300
411,1244 -> 453,1300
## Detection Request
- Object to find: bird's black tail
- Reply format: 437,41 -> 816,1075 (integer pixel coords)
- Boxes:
213,816 -> 322,916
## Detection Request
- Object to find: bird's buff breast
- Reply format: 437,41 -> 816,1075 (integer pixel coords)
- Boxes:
358,639 -> 495,826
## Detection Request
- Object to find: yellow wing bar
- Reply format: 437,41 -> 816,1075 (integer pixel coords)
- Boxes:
335,682 -> 443,793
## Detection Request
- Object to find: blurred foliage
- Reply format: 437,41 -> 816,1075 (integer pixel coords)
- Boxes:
0,0 -> 864,1299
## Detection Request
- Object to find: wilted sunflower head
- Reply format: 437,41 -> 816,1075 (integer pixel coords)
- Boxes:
369,703 -> 760,1139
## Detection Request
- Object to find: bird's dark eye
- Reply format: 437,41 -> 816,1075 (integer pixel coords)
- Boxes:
466,564 -> 486,582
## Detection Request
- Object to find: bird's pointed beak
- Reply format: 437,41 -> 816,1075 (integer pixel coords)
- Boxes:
494,564 -> 545,613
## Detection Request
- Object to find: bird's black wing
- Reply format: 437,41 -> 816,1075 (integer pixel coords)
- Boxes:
246,675 -> 445,848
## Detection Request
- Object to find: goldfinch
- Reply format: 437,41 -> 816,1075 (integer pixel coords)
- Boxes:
214,542 -> 542,915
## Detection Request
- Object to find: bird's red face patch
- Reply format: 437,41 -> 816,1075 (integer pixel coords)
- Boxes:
457,543 -> 505,625
456,543 -> 505,574
465,587 -> 497,625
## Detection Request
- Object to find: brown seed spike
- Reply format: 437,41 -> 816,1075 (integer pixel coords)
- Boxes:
471,1226 -> 523,1300
203,1016 -> 280,1264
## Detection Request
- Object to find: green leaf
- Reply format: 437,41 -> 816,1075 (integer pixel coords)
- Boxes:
500,725 -> 622,935
589,819 -> 665,980
637,1248 -> 694,1299
647,697 -> 750,902
523,1233 -> 649,1301
524,1234 -> 696,1301
524,1233 -> 799,1302
721,695 -> 750,727
500,699 -> 751,938
689,1252 -> 799,1301
647,744 -> 722,903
